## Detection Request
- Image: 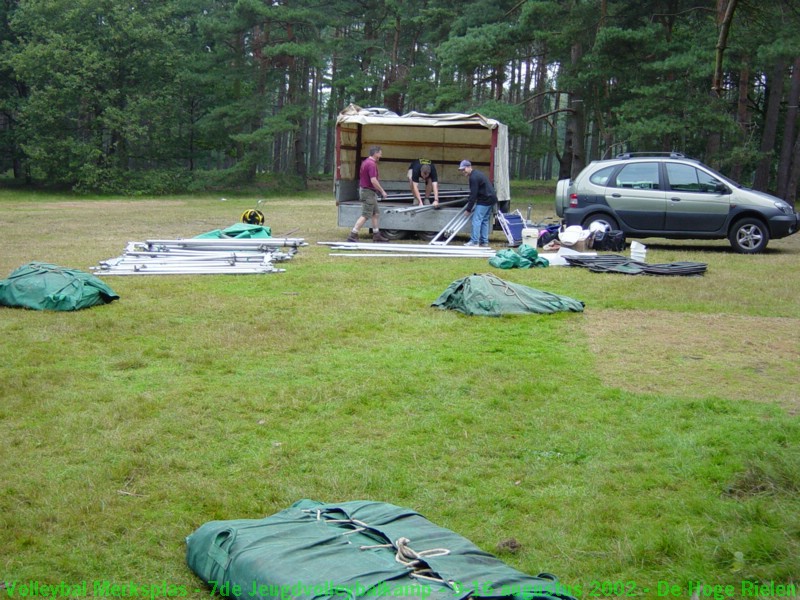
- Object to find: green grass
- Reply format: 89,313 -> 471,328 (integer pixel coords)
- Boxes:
1,189 -> 798,599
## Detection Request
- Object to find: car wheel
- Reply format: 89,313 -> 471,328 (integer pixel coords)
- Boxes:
582,214 -> 618,232
728,217 -> 770,253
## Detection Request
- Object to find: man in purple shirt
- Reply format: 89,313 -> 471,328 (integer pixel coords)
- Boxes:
347,146 -> 390,243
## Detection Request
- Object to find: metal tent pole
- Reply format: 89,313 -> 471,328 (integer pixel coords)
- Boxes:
95,264 -> 285,275
328,252 -> 491,258
318,242 -> 494,255
144,238 -> 307,251
427,207 -> 471,245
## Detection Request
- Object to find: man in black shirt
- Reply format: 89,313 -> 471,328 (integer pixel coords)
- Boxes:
407,159 -> 440,207
458,159 -> 497,247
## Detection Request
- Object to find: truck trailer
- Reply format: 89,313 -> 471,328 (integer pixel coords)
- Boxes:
335,105 -> 511,240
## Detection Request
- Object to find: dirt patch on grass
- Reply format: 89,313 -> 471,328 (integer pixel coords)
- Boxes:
582,309 -> 800,413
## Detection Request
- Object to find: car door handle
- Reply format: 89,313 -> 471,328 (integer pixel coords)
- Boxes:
670,197 -> 681,202
611,193 -> 621,198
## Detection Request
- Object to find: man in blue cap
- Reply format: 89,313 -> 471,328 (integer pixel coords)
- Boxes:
458,160 -> 497,247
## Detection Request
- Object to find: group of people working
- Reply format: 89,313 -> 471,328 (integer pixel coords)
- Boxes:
346,146 -> 497,246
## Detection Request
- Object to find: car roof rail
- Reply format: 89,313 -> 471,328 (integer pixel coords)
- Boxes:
616,152 -> 686,159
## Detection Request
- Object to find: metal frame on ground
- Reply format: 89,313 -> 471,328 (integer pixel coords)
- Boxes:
94,237 -> 305,275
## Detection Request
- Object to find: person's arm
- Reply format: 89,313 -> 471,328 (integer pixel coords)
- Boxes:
429,164 -> 439,205
465,174 -> 478,212
407,169 -> 423,205
371,176 -> 387,198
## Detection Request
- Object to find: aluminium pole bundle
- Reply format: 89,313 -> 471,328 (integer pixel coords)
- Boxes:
94,238 -> 306,276
383,198 -> 467,215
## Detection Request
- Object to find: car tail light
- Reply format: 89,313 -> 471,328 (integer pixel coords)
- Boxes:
569,193 -> 578,208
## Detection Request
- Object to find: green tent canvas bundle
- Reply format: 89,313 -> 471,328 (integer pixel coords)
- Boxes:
0,262 -> 119,311
195,223 -> 273,239
186,500 -> 578,600
431,274 -> 584,317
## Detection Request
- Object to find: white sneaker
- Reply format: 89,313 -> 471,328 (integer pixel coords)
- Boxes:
464,241 -> 479,247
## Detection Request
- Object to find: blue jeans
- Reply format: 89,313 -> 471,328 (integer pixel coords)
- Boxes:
470,204 -> 492,244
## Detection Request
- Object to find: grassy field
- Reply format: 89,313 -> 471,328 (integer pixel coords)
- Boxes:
1,185 -> 798,600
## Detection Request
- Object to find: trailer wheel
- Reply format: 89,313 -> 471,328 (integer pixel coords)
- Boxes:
379,229 -> 410,240
417,231 -> 437,242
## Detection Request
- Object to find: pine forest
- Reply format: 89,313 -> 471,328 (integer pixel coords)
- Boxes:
0,0 -> 799,202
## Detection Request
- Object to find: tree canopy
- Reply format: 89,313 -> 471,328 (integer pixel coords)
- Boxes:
0,0 -> 799,203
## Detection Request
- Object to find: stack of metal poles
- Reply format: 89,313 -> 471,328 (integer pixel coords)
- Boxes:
93,237 -> 305,276
382,190 -> 469,203
384,198 -> 467,215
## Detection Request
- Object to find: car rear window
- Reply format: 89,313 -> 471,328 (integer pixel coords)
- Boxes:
613,163 -> 660,190
589,165 -> 616,186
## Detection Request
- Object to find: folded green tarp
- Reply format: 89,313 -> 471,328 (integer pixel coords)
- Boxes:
195,223 -> 272,239
488,245 -> 549,270
0,262 -> 119,311
432,273 -> 584,316
186,500 -> 577,600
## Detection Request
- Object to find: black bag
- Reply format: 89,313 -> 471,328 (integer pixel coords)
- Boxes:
592,230 -> 626,251
589,230 -> 604,250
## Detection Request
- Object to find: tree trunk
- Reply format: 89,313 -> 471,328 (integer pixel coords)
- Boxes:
776,56 -> 800,199
786,131 -> 800,207
383,14 -> 402,114
730,61 -> 750,182
323,29 -> 341,175
566,42 -> 585,178
753,58 -> 787,191
547,92 -> 561,179
308,66 -> 320,176
494,64 -> 504,101
589,118 -> 599,163
712,0 -> 738,97
534,47 -> 548,177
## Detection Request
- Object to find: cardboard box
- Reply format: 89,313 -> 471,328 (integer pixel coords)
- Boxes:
569,238 -> 589,252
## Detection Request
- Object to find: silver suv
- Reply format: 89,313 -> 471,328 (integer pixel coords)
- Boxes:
555,153 -> 799,253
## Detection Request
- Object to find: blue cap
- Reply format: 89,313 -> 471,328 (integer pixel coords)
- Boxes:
458,160 -> 471,170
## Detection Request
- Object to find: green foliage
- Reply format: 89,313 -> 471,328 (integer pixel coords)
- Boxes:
577,11 -> 746,159
5,0 -> 190,190
71,168 -> 195,196
0,0 -> 799,193
472,100 -> 528,137
186,166 -> 306,194
437,22 -> 519,72
424,83 -> 470,114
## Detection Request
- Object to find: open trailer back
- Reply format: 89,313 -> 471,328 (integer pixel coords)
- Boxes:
335,105 -> 511,240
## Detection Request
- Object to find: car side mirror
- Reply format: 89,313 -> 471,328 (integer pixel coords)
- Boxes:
715,182 -> 729,194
